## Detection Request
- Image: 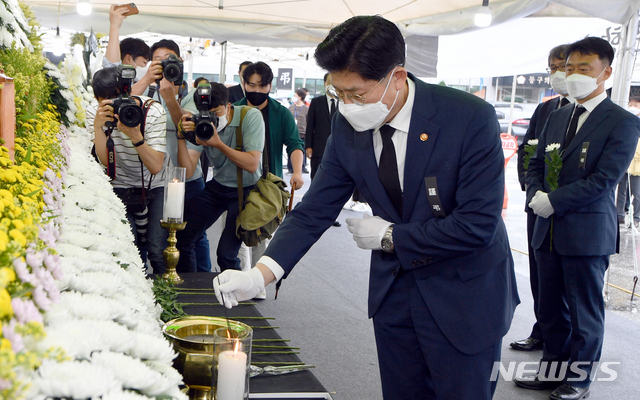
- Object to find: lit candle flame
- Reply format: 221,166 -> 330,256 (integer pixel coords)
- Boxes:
172,178 -> 179,183
233,339 -> 240,355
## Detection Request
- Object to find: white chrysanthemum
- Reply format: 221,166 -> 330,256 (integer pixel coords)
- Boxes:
527,139 -> 538,146
129,331 -> 177,364
90,351 -> 179,396
102,388 -> 155,400
545,143 -> 561,152
34,359 -> 120,398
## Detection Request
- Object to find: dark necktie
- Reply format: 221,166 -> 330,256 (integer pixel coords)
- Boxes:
330,98 -> 336,117
378,124 -> 403,215
564,105 -> 587,148
560,97 -> 570,108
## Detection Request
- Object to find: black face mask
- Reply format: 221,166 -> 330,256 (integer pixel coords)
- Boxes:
246,91 -> 269,106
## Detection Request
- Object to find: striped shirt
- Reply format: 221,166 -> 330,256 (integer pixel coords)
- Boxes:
87,96 -> 168,189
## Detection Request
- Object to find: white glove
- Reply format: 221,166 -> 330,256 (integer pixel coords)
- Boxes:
528,190 -> 555,218
345,214 -> 392,250
213,267 -> 265,309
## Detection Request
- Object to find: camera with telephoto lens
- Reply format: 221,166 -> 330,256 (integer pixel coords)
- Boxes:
106,64 -> 143,129
183,83 -> 220,145
157,54 -> 184,86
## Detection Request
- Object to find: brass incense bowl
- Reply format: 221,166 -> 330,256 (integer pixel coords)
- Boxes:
163,316 -> 253,400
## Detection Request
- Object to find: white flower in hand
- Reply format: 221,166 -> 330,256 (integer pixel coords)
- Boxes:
546,143 -> 561,152
527,139 -> 538,146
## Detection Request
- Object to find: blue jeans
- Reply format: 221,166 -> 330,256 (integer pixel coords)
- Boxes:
185,177 -> 212,272
176,179 -> 253,273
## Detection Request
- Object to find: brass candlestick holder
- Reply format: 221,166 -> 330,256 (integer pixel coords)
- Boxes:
161,219 -> 187,284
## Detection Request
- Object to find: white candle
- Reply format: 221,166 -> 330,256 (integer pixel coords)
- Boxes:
165,179 -> 185,220
216,349 -> 247,400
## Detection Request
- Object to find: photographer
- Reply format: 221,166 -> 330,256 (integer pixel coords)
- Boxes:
140,39 -> 212,272
175,83 -> 265,273
88,66 -> 168,272
104,4 -> 158,96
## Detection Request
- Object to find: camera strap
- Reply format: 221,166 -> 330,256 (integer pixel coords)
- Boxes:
105,127 -> 117,180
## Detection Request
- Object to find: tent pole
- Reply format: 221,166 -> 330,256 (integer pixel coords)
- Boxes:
611,10 -> 639,108
220,41 -> 228,84
507,75 -> 517,135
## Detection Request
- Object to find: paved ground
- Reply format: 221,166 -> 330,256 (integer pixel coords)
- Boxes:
202,157 -> 640,400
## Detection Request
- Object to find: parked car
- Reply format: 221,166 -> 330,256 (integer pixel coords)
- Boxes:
491,103 -> 536,144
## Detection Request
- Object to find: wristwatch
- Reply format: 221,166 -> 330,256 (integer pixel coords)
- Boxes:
381,224 -> 394,253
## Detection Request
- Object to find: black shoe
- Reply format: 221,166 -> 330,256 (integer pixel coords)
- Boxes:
332,221 -> 341,227
302,168 -> 309,174
513,376 -> 562,391
550,384 -> 590,400
510,336 -> 543,351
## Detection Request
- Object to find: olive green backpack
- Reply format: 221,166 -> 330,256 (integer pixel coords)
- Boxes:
235,106 -> 291,246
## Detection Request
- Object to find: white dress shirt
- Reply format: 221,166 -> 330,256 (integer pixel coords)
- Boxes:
575,91 -> 607,133
372,77 -> 416,191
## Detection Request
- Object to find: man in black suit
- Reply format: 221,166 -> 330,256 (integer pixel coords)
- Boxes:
511,44 -> 573,352
228,61 -> 252,104
306,73 -> 335,178
306,73 -> 341,227
516,37 -> 640,400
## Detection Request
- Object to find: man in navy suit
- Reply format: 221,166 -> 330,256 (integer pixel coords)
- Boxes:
215,16 -> 519,399
516,37 -> 640,400
511,44 -> 573,353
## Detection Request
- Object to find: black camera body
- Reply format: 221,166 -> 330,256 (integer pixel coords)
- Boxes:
184,83 -> 219,145
157,54 -> 184,86
106,65 -> 144,129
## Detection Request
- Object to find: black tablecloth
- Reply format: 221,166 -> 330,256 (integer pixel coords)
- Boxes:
175,273 -> 330,399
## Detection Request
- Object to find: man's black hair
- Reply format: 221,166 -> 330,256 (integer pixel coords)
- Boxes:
194,76 -> 209,88
295,88 -> 306,100
323,72 -> 330,83
566,37 -> 614,66
150,39 -> 180,59
630,96 -> 640,103
120,38 -> 150,62
242,62 -> 273,86
239,61 -> 252,72
548,44 -> 569,64
210,82 -> 229,107
92,67 -> 119,100
314,15 -> 405,81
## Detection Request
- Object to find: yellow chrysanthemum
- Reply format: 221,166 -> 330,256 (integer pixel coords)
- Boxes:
8,229 -> 26,247
0,288 -> 13,318
0,268 -> 15,287
0,231 -> 8,252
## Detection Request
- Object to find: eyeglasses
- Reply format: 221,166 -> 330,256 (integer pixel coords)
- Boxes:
546,65 -> 566,74
326,74 -> 388,106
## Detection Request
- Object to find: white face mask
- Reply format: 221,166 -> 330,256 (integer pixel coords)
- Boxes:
135,64 -> 148,80
292,95 -> 300,103
550,71 -> 568,95
217,115 -> 228,132
340,68 -> 399,132
565,69 -> 606,100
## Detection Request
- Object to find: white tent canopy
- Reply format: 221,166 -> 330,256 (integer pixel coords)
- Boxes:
24,0 -> 640,47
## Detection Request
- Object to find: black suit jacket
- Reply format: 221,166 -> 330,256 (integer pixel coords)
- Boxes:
228,84 -> 245,104
305,95 -> 333,159
517,97 -> 562,190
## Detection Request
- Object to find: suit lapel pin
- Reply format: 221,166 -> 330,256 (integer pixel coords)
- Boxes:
420,133 -> 428,141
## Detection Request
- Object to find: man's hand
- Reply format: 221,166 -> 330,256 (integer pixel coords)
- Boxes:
306,148 -> 312,159
95,99 -> 115,128
196,123 -> 222,148
345,214 -> 391,250
109,4 -> 128,30
528,190 -> 554,218
290,172 -> 304,190
180,113 -> 195,138
158,77 -> 176,102
213,268 -> 266,308
117,119 -> 143,143
140,60 -> 162,87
